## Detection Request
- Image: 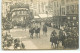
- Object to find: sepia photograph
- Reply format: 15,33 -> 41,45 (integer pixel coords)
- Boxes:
1,0 -> 79,50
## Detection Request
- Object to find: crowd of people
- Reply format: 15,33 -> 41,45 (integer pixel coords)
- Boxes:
29,22 -> 47,39
2,32 -> 25,50
2,32 -> 13,49
50,29 -> 78,49
28,22 -> 78,49
2,21 -> 78,49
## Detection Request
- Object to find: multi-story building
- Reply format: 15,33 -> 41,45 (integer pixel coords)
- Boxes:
65,0 -> 79,27
52,0 -> 79,29
60,0 -> 66,27
48,0 -> 54,15
53,0 -> 61,16
60,0 -> 79,30
51,0 -> 61,29
2,0 -> 12,18
32,0 -> 48,15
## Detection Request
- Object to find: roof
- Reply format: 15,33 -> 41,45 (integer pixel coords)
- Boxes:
10,3 -> 29,10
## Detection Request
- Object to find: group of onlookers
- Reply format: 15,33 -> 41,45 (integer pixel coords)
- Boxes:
29,22 -> 47,39
2,32 -> 25,50
2,21 -> 78,49
50,29 -> 78,49
29,26 -> 40,39
2,33 -> 13,49
29,22 -> 78,49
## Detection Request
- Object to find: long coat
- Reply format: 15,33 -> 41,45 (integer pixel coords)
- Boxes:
51,31 -> 57,37
59,30 -> 63,40
29,28 -> 34,34
35,28 -> 39,33
50,36 -> 58,44
43,25 -> 47,32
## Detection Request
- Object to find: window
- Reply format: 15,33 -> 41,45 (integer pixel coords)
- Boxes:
12,12 -> 15,17
17,11 -> 19,15
66,0 -> 69,3
71,5 -> 74,13
67,6 -> 69,14
61,0 -> 65,5
15,11 -> 17,15
62,8 -> 65,15
68,17 -> 70,19
54,2 -> 56,7
57,2 -> 58,7
20,11 -> 22,14
73,17 -> 76,20
63,8 -> 65,15
77,5 -> 79,13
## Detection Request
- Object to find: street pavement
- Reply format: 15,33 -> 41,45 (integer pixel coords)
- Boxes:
3,27 -> 64,50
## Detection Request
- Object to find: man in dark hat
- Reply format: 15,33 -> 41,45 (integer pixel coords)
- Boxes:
50,30 -> 58,48
59,29 -> 63,42
43,24 -> 47,36
29,27 -> 34,39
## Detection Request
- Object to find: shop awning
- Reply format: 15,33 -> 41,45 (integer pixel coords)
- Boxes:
39,14 -> 47,18
39,14 -> 53,18
34,16 -> 40,18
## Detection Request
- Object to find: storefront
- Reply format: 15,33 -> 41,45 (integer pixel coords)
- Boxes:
65,14 -> 79,33
66,14 -> 78,27
53,16 -> 68,30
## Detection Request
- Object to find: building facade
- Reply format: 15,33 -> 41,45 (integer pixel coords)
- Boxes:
31,0 -> 49,15
50,0 -> 62,29
65,0 -> 79,32
51,0 -> 79,29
